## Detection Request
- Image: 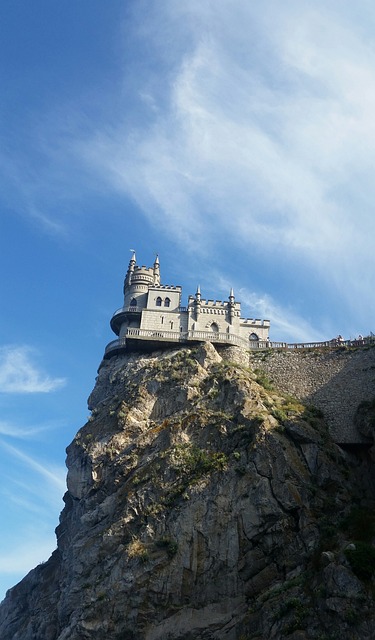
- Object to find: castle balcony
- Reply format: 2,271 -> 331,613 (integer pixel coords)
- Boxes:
103,328 -> 250,358
110,306 -> 141,335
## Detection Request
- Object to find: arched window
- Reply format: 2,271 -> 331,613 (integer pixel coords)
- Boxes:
156,296 -> 162,307
164,297 -> 171,308
211,322 -> 219,333
249,333 -> 259,341
130,298 -> 137,307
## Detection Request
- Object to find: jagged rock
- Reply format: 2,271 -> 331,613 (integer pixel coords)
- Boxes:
320,551 -> 335,566
1,344 -> 375,639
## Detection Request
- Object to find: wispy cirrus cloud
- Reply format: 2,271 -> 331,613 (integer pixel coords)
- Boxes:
0,444 -> 65,596
0,420 -> 47,439
0,346 -> 66,393
2,1 -> 374,338
75,1 -> 375,324
214,272 -> 323,343
0,441 -> 66,493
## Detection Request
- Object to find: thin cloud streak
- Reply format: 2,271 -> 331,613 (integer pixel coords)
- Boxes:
0,346 -> 66,393
0,441 -> 66,493
0,420 -> 49,439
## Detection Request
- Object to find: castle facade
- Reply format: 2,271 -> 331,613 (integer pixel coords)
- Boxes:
104,252 -> 270,358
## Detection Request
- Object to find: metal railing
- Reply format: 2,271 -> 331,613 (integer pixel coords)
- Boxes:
112,306 -> 189,317
111,307 -> 141,317
250,337 -> 375,350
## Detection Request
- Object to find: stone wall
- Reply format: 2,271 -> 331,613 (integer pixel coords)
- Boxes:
248,346 -> 375,444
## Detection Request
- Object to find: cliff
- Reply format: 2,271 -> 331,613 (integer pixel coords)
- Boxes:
1,343 -> 375,640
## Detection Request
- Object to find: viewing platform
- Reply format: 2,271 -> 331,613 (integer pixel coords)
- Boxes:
103,330 -> 375,359
104,328 -> 250,357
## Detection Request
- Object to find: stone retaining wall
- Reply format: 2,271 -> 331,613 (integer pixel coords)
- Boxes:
248,347 -> 375,444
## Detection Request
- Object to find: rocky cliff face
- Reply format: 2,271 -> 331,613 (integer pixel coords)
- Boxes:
1,343 -> 375,640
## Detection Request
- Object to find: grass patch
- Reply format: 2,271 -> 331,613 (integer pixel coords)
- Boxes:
170,443 -> 227,478
127,538 -> 149,563
253,369 -> 274,391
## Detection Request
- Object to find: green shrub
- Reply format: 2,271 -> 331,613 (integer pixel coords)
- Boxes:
155,537 -> 178,557
171,443 -> 227,478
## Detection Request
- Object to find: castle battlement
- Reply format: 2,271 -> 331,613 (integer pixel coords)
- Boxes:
241,318 -> 271,327
105,252 -> 270,357
152,285 -> 182,291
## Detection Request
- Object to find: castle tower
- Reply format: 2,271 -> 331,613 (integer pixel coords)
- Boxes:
111,251 -> 158,337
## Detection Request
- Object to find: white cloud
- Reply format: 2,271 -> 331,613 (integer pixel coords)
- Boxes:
0,346 -> 66,393
214,272 -> 323,343
0,420 -> 47,439
238,287 -> 323,344
2,1 -> 374,337
76,1 -> 375,312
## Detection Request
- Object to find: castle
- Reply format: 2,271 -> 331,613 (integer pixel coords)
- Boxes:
104,252 -> 270,358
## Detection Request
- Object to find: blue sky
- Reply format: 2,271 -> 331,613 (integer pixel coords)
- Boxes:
1,0 -> 375,599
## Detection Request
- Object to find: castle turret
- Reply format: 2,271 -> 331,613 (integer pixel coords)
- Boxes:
123,250 -> 136,293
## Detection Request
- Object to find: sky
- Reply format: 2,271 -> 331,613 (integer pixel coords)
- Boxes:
1,0 -> 375,600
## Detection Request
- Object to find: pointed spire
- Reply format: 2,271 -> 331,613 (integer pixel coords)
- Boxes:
195,285 -> 201,318
124,249 -> 136,292
228,287 -> 235,325
153,253 -> 160,285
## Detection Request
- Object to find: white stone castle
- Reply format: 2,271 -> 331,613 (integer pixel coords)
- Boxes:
104,252 -> 270,358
